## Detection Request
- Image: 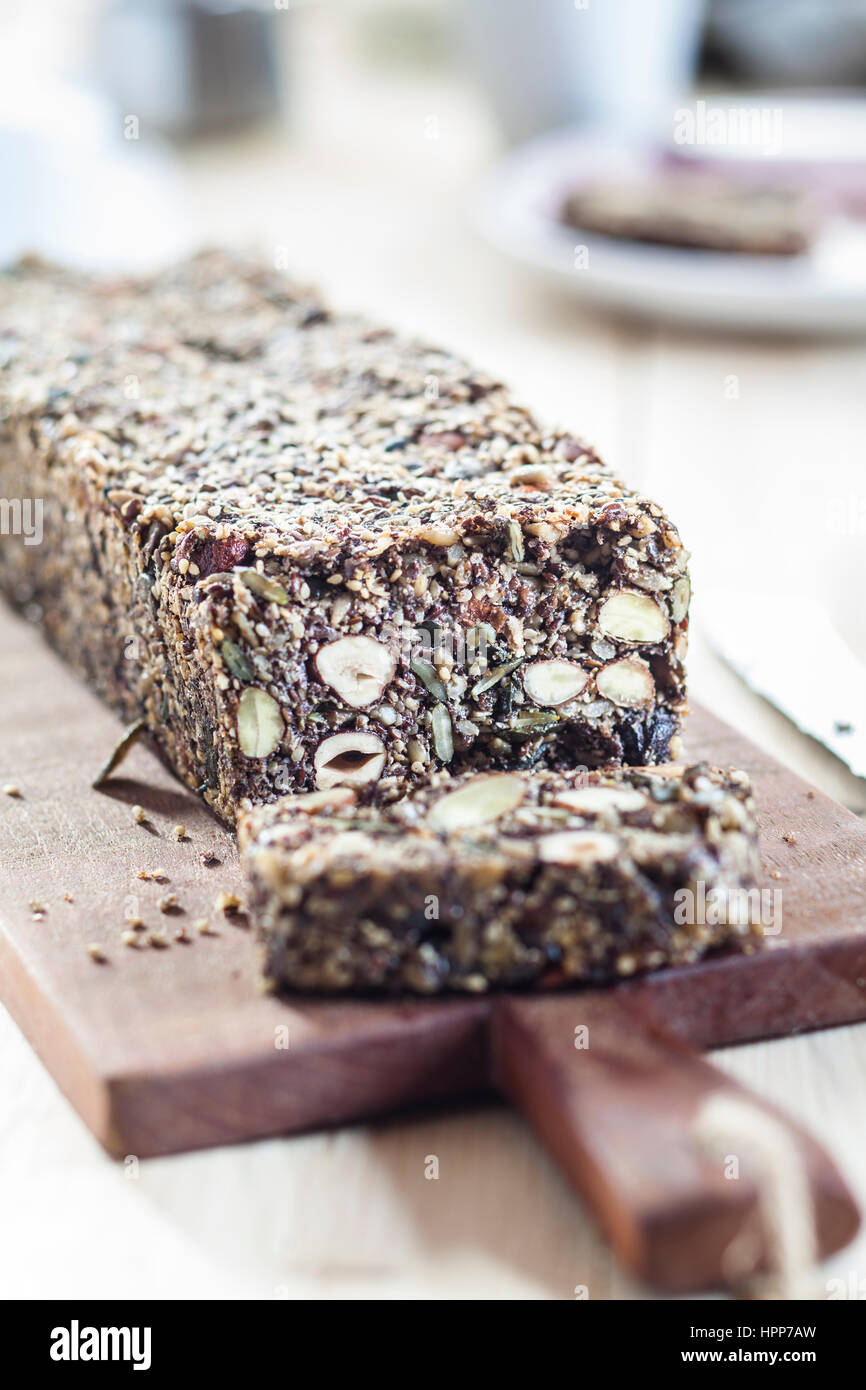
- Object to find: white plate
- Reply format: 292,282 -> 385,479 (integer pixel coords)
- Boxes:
474,102 -> 866,335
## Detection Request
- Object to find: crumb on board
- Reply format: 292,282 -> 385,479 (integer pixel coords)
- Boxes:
29,901 -> 46,918
216,891 -> 242,914
87,943 -> 107,963
194,918 -> 215,936
770,870 -> 782,880
121,930 -> 142,948
124,915 -> 144,929
132,804 -> 146,824
199,852 -> 220,867
782,832 -> 796,844
157,893 -> 180,913
147,932 -> 169,949
174,926 -> 189,943
63,891 -> 73,903
2,783 -> 21,797
173,824 -> 187,841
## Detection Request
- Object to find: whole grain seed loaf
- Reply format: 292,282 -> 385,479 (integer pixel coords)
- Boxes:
0,251 -> 690,823
239,764 -> 761,994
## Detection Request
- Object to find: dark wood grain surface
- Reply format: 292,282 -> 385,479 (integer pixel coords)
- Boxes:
1,603 -> 864,1289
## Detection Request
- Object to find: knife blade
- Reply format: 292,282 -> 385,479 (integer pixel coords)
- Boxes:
700,589 -> 866,780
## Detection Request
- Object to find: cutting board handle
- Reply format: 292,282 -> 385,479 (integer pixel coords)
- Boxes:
490,993 -> 859,1294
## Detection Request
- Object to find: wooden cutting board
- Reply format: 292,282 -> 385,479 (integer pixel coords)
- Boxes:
1,602 -> 864,1292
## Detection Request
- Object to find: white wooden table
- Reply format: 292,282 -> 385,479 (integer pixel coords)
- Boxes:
2,4 -> 865,1301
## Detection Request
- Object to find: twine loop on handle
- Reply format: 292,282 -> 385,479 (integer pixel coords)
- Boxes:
692,1090 -> 818,1299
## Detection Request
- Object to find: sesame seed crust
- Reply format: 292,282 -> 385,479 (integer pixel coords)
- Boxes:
0,251 -> 689,822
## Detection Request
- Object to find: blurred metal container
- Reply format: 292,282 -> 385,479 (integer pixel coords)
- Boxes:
708,0 -> 866,85
96,0 -> 282,138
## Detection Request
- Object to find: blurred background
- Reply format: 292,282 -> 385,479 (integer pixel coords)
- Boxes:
3,0 -> 866,802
